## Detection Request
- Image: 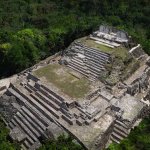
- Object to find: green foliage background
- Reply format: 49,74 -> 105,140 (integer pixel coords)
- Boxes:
0,0 -> 149,78
108,118 -> 150,150
39,135 -> 83,150
0,118 -> 20,150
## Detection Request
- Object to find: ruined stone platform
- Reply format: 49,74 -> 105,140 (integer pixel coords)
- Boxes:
0,25 -> 150,150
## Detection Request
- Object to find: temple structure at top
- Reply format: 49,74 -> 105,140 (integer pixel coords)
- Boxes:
90,25 -> 130,48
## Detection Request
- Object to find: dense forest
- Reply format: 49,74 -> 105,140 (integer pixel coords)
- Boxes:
0,0 -> 150,150
0,0 -> 149,78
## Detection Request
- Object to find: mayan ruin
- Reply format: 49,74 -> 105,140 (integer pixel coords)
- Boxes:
0,25 -> 150,150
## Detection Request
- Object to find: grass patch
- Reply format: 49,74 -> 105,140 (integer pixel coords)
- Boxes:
79,37 -> 128,60
34,64 -> 90,98
121,59 -> 140,80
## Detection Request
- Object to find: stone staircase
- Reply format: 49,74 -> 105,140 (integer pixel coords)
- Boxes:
6,77 -> 99,150
110,119 -> 130,144
66,42 -> 110,81
6,82 -> 73,150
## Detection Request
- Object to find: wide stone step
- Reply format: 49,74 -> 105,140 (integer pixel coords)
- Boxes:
61,115 -> 74,125
85,118 -> 94,125
71,47 -> 81,52
19,109 -> 44,135
23,139 -> 31,149
39,87 -> 62,106
89,48 -> 109,56
16,88 -> 57,122
115,120 -> 128,129
30,93 -> 60,119
67,65 -> 88,77
110,135 -> 120,144
86,59 -> 107,69
8,87 -> 52,126
72,57 -> 84,63
84,47 -> 110,57
114,124 -> 129,135
24,86 -> 32,93
69,61 -> 87,71
89,66 -> 105,74
68,63 -> 87,73
10,116 -> 37,149
40,84 -> 65,102
8,122 -> 15,129
94,112 -> 103,122
85,52 -> 109,63
23,100 -> 50,126
35,90 -> 60,110
12,116 -> 37,143
86,58 -> 108,67
74,50 -> 84,55
34,83 -> 64,105
111,132 -> 124,141
87,57 -> 106,65
71,59 -> 85,67
27,83 -> 37,92
85,51 -> 109,61
87,57 -> 107,66
21,106 -> 46,131
72,56 -> 84,62
10,119 -> 18,129
83,45 -> 110,55
76,118 -> 84,126
88,71 -> 100,78
88,65 -> 105,74
113,127 -> 128,138
85,49 -> 109,58
87,64 -> 105,72
16,112 -> 40,138
88,68 -> 100,76
28,140 -> 41,150
21,143 -> 27,150
86,59 -> 105,67
60,107 -> 73,119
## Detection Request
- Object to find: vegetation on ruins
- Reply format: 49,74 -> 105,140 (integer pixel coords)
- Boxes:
0,117 -> 82,150
0,0 -> 149,78
79,37 -> 129,60
0,118 -> 20,150
108,118 -> 150,150
38,134 -> 83,150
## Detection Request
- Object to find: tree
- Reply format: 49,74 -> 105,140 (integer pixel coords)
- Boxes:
39,134 -> 83,150
0,119 -> 20,150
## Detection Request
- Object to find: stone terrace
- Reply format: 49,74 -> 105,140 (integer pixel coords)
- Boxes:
63,41 -> 110,81
33,63 -> 93,101
2,70 -> 146,150
5,73 -> 115,150
0,26 -> 149,150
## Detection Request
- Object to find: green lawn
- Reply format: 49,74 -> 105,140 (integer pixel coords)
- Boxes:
34,64 -> 90,99
79,37 -> 128,60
